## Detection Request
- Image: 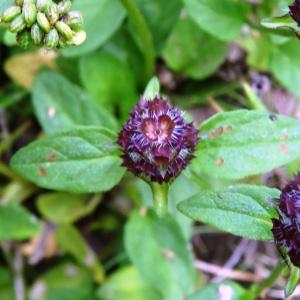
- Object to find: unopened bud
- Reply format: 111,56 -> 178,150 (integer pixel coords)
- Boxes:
17,30 -> 31,49
69,30 -> 86,45
55,21 -> 73,40
36,0 -> 52,12
10,15 -> 26,33
45,2 -> 59,25
63,11 -> 83,31
58,0 -> 72,15
37,12 -> 50,33
58,36 -> 68,48
23,3 -> 37,26
45,28 -> 59,49
2,6 -> 21,23
31,23 -> 43,45
14,0 -> 24,6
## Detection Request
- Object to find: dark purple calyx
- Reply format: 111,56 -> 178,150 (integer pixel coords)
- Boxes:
289,0 -> 300,26
118,97 -> 199,183
272,174 -> 300,267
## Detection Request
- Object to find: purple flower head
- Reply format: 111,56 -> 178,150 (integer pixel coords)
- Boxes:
289,0 -> 300,26
118,97 -> 199,183
272,174 -> 300,267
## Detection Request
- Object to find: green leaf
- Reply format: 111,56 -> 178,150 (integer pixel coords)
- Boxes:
102,27 -> 146,86
79,51 -> 138,119
10,127 -> 125,193
261,14 -> 299,32
29,262 -> 94,300
143,77 -> 160,100
56,224 -> 105,283
183,0 -> 250,41
0,269 -> 13,300
62,0 -> 125,57
163,16 -> 227,79
32,70 -> 118,133
124,210 -> 196,300
187,281 -> 251,300
269,39 -> 300,97
192,110 -> 300,179
97,266 -> 162,300
285,265 -> 300,298
0,203 -> 41,240
37,193 -> 101,224
133,0 -> 182,52
177,185 -> 280,240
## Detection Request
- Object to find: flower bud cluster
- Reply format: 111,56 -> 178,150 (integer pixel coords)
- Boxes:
118,97 -> 199,183
272,174 -> 300,268
1,0 -> 86,49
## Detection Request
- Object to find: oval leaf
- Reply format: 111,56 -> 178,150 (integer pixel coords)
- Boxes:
192,110 -> 300,179
0,203 -> 41,240
97,266 -> 162,300
56,224 -> 105,283
183,0 -> 250,41
32,70 -> 118,133
125,210 -> 196,300
37,193 -> 101,224
177,185 -> 280,240
163,16 -> 227,79
79,51 -> 138,119
10,127 -> 125,193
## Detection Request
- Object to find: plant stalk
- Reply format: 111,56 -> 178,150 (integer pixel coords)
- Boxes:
150,182 -> 169,218
120,0 -> 155,80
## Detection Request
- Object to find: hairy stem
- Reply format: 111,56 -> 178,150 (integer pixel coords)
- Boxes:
150,182 -> 169,217
120,0 -> 155,80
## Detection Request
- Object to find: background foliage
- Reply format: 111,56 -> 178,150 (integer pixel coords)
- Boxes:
1,0 -> 300,299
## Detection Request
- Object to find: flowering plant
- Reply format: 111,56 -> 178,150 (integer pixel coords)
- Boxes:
2,0 -> 300,299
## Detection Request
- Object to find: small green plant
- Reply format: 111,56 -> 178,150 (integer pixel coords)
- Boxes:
2,0 -> 300,299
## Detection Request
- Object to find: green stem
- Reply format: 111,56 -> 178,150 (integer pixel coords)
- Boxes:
251,260 -> 286,297
150,182 -> 169,218
120,0 -> 155,80
0,121 -> 32,156
241,82 -> 267,111
0,161 -> 19,181
247,16 -> 295,38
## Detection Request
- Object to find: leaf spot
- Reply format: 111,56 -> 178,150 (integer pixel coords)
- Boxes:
139,206 -> 147,217
218,284 -> 233,300
84,251 -> 95,267
216,158 -> 224,167
38,167 -> 47,177
225,126 -> 233,134
47,151 -> 57,162
47,107 -> 56,118
64,264 -> 78,277
209,127 -> 224,139
281,134 -> 288,142
280,144 -> 289,154
162,248 -> 175,261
